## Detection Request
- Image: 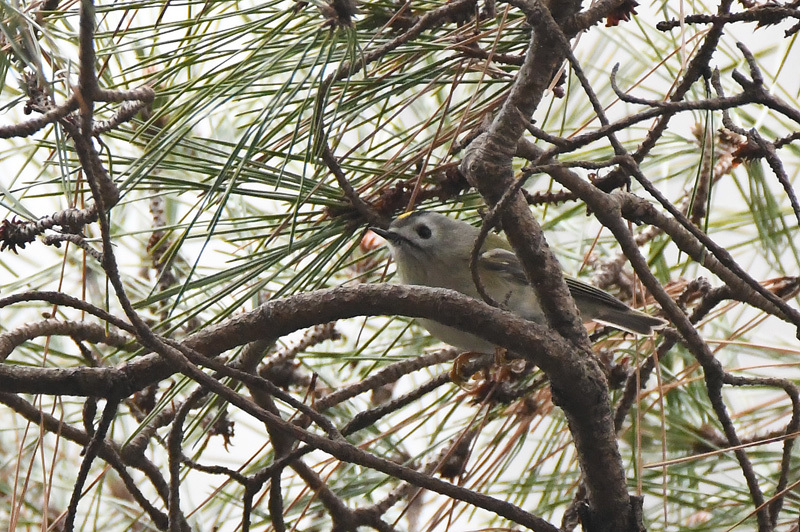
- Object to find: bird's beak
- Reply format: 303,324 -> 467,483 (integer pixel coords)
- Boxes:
370,226 -> 411,247
369,227 -> 393,241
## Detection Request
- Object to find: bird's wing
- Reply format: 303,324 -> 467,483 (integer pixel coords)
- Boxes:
478,248 -> 528,284
564,276 -> 630,310
479,248 -> 630,310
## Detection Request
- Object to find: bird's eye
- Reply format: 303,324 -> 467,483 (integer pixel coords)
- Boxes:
415,225 -> 432,239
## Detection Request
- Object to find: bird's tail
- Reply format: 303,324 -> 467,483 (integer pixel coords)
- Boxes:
593,307 -> 667,335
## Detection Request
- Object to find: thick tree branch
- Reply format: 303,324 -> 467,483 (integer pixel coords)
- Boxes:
459,1 -> 637,530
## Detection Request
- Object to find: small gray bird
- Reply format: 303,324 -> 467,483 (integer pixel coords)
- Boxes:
371,211 -> 666,353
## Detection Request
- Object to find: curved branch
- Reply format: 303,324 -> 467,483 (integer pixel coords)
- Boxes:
0,319 -> 135,361
0,284 -> 604,406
